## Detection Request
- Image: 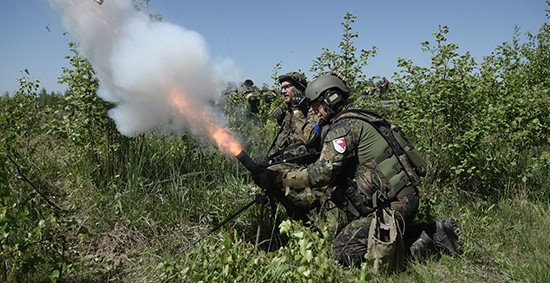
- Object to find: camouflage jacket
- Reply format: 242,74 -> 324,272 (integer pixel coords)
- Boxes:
305,107 -> 409,192
267,107 -> 321,159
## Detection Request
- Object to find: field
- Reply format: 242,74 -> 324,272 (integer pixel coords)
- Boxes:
1,11 -> 550,283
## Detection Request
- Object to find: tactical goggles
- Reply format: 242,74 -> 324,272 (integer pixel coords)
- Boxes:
280,84 -> 294,91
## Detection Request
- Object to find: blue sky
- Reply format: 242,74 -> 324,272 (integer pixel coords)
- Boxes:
1,0 -> 548,94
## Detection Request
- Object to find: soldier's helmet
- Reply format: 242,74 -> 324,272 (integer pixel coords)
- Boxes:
243,79 -> 255,87
278,71 -> 308,92
305,74 -> 349,102
223,81 -> 238,94
305,74 -> 350,117
240,79 -> 258,94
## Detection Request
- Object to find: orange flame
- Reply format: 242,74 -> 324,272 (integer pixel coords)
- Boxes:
169,87 -> 243,156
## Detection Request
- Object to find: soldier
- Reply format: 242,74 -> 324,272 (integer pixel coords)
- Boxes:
265,71 -> 321,164
241,79 -> 261,114
253,74 -> 462,268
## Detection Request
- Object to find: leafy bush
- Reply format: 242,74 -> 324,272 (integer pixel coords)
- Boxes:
0,75 -> 85,283
157,220 -> 364,282
392,25 -> 550,200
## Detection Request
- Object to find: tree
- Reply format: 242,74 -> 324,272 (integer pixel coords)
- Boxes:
310,12 -> 377,98
132,0 -> 163,22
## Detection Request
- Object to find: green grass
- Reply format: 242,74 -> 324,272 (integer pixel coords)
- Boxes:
3,129 -> 550,282
3,108 -> 550,282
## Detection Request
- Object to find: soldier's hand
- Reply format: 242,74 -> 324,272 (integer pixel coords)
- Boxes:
291,88 -> 305,108
291,88 -> 310,113
252,168 -> 279,192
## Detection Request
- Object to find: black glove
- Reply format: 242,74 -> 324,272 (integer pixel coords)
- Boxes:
290,88 -> 305,108
252,168 -> 279,192
271,106 -> 286,125
256,158 -> 270,169
291,88 -> 310,113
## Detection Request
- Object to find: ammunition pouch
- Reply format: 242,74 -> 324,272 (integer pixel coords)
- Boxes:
367,206 -> 406,274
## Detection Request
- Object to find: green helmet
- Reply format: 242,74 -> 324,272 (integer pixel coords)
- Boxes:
243,79 -> 254,87
278,71 -> 308,91
305,74 -> 349,102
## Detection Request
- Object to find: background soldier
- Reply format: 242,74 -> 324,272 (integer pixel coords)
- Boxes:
241,79 -> 261,114
265,71 -> 321,164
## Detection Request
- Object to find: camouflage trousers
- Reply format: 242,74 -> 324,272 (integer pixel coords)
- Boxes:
332,192 -> 419,267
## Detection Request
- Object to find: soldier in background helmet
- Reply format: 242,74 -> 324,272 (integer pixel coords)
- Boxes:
240,79 -> 261,114
254,73 -> 462,268
265,71 -> 321,163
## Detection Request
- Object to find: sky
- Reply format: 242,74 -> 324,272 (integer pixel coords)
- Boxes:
0,0 -> 548,95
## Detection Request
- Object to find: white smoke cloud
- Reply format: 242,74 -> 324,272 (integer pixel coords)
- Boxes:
49,0 -> 234,136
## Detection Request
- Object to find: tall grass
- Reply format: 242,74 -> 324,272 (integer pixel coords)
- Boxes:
3,95 -> 550,282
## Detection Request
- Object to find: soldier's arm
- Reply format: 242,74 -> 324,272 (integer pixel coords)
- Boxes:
292,108 -> 320,147
280,119 -> 356,190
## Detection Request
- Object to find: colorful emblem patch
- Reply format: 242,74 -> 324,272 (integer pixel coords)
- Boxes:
332,137 -> 347,153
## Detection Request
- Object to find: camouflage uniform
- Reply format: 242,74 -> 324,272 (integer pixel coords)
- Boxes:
276,105 -> 419,266
255,74 -> 461,268
263,72 -> 323,212
266,72 -> 321,163
266,107 -> 320,159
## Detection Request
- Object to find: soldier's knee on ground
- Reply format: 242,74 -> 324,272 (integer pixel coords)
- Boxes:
332,217 -> 372,267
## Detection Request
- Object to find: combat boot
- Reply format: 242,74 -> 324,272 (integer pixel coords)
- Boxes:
434,218 -> 462,257
409,230 -> 437,262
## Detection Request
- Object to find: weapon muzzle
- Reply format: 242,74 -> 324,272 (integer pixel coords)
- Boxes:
235,150 -> 263,175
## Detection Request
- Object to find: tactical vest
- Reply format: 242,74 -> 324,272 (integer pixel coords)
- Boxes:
267,108 -> 321,160
331,109 -> 426,217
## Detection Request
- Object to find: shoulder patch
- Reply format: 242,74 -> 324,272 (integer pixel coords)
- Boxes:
332,137 -> 347,153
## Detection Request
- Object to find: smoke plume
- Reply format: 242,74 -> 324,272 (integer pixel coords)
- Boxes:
49,0 -> 234,137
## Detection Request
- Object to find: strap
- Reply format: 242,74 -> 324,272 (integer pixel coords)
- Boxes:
334,108 -> 416,188
374,146 -> 393,165
266,109 -> 293,155
333,109 -> 405,157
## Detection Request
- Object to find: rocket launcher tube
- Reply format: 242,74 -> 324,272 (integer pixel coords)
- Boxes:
235,150 -> 263,175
